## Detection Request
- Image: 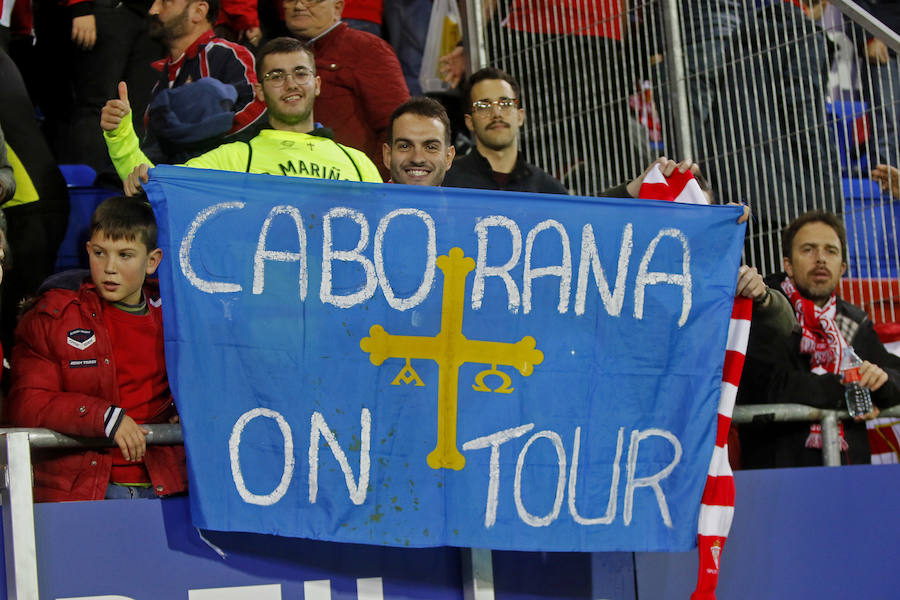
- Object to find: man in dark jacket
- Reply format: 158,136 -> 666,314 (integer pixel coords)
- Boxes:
738,210 -> 900,468
443,67 -> 568,195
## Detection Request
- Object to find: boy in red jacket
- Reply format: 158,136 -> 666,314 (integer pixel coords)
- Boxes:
8,196 -> 187,502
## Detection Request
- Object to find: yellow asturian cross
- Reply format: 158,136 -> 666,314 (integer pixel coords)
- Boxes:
360,247 -> 544,470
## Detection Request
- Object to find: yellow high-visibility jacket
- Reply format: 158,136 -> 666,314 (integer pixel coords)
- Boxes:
104,114 -> 382,183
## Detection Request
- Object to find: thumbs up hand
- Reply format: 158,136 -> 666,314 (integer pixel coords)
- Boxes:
100,81 -> 132,132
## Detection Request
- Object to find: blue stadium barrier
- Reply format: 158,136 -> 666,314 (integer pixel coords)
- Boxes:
636,464 -> 900,600
3,465 -> 897,599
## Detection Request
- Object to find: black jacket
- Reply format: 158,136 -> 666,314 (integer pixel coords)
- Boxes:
738,272 -> 900,468
442,149 -> 569,195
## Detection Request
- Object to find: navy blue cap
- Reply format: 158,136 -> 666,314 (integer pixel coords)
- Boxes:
148,78 -> 239,144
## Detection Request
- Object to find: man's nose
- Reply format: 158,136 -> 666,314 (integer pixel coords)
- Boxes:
283,73 -> 302,90
410,146 -> 427,163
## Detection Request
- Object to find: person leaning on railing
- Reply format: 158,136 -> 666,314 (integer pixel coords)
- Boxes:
736,210 -> 900,468
6,196 -> 188,502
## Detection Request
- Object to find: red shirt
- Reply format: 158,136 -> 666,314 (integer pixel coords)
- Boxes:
342,0 -> 384,25
506,0 -> 624,39
104,301 -> 171,484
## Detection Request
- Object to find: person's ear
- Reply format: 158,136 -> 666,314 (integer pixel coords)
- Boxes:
382,142 -> 392,171
840,261 -> 847,278
464,113 -> 473,132
783,256 -> 793,278
314,75 -> 321,97
254,82 -> 264,103
516,107 -> 525,127
193,0 -> 209,24
445,145 -> 456,168
146,248 -> 163,275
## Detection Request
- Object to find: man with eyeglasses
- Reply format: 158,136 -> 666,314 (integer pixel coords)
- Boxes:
281,0 -> 409,181
443,67 -> 568,195
100,0 -> 265,179
121,37 -> 381,194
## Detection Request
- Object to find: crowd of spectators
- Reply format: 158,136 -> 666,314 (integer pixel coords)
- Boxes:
0,0 -> 898,504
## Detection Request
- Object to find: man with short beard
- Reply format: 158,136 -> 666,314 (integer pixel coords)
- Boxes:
101,0 -> 265,177
442,67 -> 567,195
738,210 -> 900,468
121,37 -> 381,194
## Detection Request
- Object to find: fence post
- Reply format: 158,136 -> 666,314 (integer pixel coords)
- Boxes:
459,0 -> 487,74
462,547 -> 495,600
661,0 -> 694,161
0,432 -> 40,599
820,413 -> 843,467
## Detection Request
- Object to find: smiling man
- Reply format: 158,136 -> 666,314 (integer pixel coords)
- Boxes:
738,210 -> 900,468
122,37 -> 381,194
443,67 -> 567,195
383,97 -> 455,186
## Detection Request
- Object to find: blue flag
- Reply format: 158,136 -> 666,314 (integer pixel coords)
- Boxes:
145,165 -> 745,552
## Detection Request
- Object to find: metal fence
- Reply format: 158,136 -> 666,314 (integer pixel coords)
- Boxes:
732,402 -> 900,466
0,425 -> 184,600
1,404 -> 895,598
461,0 -> 900,321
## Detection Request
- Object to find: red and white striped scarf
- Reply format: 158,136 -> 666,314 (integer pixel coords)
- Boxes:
639,163 -> 709,205
779,278 -> 846,374
638,165 -> 747,600
779,278 -> 850,451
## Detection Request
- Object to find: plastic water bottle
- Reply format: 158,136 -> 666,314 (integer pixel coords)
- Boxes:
842,346 -> 873,418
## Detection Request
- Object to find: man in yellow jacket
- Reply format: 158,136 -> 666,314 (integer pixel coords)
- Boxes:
101,37 -> 382,195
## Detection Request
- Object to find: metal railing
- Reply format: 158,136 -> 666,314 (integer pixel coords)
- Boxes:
3,403 -> 898,597
733,402 -> 900,466
0,426 -> 182,600
461,0 -> 900,322
0,426 -> 495,600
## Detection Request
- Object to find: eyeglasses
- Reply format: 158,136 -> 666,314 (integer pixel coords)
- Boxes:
284,0 -> 327,6
263,67 -> 314,86
471,98 -> 519,115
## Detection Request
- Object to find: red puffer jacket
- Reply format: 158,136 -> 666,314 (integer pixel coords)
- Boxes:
8,280 -> 187,502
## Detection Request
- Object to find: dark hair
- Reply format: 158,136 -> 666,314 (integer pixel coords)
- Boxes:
90,195 -> 158,252
256,37 -> 316,75
781,210 -> 847,262
464,67 -> 522,113
201,0 -> 220,25
387,97 -> 452,145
